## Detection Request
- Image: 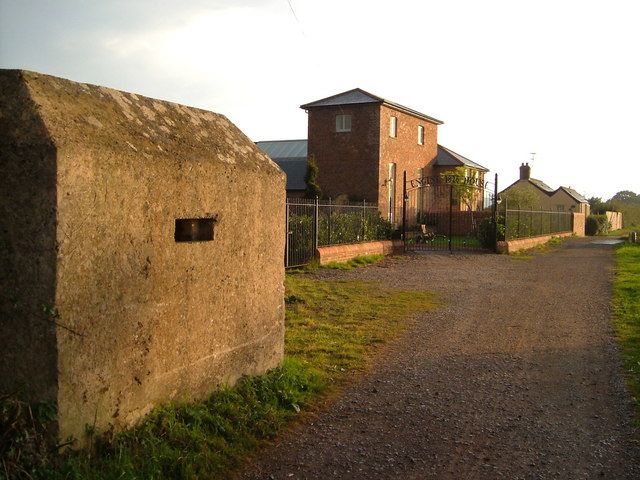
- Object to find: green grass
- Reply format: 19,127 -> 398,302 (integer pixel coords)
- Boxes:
3,275 -> 438,479
284,276 -> 437,378
321,254 -> 385,270
406,235 -> 482,249
606,228 -> 638,237
612,242 -> 640,424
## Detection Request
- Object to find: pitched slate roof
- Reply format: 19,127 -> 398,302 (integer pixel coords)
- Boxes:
499,175 -> 589,204
256,140 -> 308,191
560,186 -> 588,203
529,178 -> 555,193
255,139 -> 307,159
300,88 -> 443,125
435,145 -> 489,172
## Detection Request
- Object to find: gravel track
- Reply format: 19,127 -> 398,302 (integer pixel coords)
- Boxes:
239,238 -> 640,479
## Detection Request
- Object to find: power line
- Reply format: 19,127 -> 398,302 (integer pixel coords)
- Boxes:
285,0 -> 306,38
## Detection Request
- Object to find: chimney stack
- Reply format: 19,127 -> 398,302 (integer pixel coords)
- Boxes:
520,162 -> 531,180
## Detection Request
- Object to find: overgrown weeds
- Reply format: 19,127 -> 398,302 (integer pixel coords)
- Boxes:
0,397 -> 58,479
2,274 -> 437,479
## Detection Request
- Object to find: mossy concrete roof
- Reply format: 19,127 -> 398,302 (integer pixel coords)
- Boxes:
0,69 -> 283,180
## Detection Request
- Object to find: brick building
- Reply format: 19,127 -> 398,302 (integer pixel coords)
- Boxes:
499,163 -> 590,215
299,88 -> 488,224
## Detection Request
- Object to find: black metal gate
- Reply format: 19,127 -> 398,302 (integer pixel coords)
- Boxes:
402,172 -> 499,252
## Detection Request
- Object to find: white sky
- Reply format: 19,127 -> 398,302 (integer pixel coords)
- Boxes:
1,0 -> 638,199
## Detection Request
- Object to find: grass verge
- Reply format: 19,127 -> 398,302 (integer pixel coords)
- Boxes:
2,275 -> 437,479
606,228 -> 638,237
612,242 -> 640,425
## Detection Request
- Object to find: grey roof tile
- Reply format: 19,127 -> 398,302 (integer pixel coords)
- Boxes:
560,186 -> 588,203
256,139 -> 307,158
435,145 -> 489,172
529,178 -> 555,193
300,89 -> 381,108
256,140 -> 308,191
301,88 -> 443,125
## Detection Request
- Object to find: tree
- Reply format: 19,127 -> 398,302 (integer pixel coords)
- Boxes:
440,166 -> 481,212
439,167 -> 485,235
587,196 -> 612,214
608,190 -> 640,227
500,186 -> 537,209
610,190 -> 640,204
304,154 -> 322,199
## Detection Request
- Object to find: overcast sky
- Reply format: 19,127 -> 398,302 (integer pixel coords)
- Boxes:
1,0 -> 638,199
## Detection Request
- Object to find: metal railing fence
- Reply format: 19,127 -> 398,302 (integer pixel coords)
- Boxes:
285,198 -> 392,267
504,208 -> 573,240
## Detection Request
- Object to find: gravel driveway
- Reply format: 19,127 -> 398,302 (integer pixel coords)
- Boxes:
239,238 -> 640,479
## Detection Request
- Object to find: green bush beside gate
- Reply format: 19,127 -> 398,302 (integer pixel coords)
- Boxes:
586,214 -> 611,236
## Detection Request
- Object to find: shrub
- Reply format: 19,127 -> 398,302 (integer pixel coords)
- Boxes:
287,209 -> 394,266
304,155 -> 322,199
586,214 -> 611,236
476,216 -> 504,249
318,210 -> 392,245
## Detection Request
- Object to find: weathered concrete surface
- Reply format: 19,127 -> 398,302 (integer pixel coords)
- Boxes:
0,72 -> 59,407
0,70 -> 286,445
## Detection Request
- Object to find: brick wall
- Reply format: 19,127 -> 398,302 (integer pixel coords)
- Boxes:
572,212 -> 585,236
496,232 -> 573,253
316,240 -> 404,265
307,104 -> 380,202
605,211 -> 623,230
378,105 -> 439,224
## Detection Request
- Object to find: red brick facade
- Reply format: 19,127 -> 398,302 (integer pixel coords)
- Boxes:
307,104 -> 381,203
306,102 -> 440,224
378,105 -> 439,223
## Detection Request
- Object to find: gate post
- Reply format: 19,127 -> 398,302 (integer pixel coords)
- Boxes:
313,196 -> 319,253
362,199 -> 366,240
493,173 -> 498,252
327,197 -> 332,245
402,170 -> 407,241
448,184 -> 453,253
285,201 -> 290,267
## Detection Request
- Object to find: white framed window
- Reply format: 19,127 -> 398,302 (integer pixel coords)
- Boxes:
389,116 -> 397,138
387,162 -> 396,223
417,125 -> 425,145
335,114 -> 352,132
